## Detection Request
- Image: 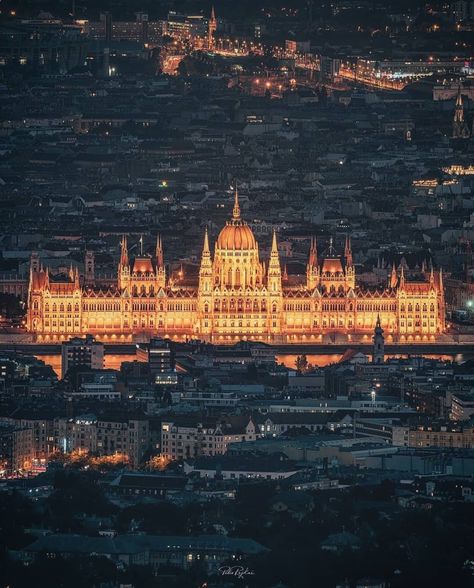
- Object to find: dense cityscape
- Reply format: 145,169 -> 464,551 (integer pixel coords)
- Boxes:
1,0 -> 474,586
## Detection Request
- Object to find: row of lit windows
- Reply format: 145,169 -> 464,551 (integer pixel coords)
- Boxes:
284,303 -> 312,311
400,303 -> 436,313
212,300 -> 268,311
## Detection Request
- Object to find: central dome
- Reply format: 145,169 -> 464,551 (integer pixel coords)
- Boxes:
216,188 -> 257,251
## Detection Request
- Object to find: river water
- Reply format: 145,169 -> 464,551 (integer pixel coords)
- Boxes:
35,352 -> 460,378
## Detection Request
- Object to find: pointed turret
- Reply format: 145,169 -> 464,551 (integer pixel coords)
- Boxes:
328,236 -> 335,256
155,234 -> 166,288
73,266 -> 80,289
271,229 -> 278,255
269,230 -> 281,270
203,226 -> 210,257
344,235 -> 353,267
118,236 -> 130,291
307,236 -> 319,290
84,250 -> 95,285
308,236 -> 318,268
372,314 -> 385,364
268,230 -> 282,294
390,263 -> 398,288
30,251 -> 40,274
156,234 -> 164,268
399,264 -> 405,288
455,85 -> 463,113
120,236 -> 129,268
453,85 -> 470,139
208,5 -> 217,49
199,227 -> 212,273
199,227 -> 213,294
232,184 -> 241,220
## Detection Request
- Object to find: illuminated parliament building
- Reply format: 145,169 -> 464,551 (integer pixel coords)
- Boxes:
27,191 -> 446,343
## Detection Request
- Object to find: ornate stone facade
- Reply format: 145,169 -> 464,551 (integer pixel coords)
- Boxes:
27,191 -> 445,343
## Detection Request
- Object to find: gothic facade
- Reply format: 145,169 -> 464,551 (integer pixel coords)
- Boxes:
27,191 -> 446,343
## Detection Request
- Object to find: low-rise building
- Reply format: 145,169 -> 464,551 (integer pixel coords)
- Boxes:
161,415 -> 258,460
393,422 -> 474,449
184,455 -> 301,480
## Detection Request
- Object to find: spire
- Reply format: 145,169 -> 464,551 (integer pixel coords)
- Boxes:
120,236 -> 129,268
203,226 -> 210,256
232,184 -> 241,220
400,264 -> 405,288
372,314 -> 385,364
199,227 -> 212,283
208,5 -> 217,49
74,266 -> 80,288
439,266 -> 443,290
309,236 -> 318,268
283,264 -> 288,281
271,229 -> 278,256
268,230 -> 281,293
390,263 -> 398,288
269,230 -> 281,273
328,236 -> 334,256
69,263 -> 74,282
344,235 -> 353,266
456,85 -> 463,110
156,234 -> 164,268
453,85 -> 469,138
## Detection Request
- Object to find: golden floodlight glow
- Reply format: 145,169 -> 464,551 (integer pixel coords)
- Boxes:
27,195 -> 446,344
